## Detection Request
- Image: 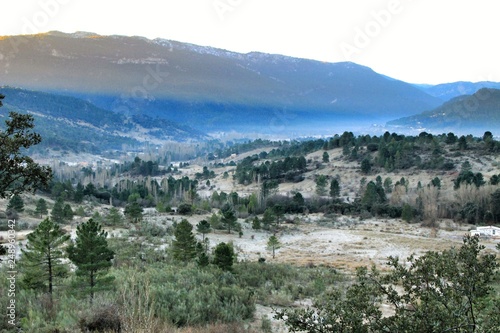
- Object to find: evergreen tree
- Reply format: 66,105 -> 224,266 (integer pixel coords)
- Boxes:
383,177 -> 393,193
401,203 -> 414,223
67,219 -> 114,302
491,189 -> 500,223
330,178 -> 340,198
124,201 -> 143,223
362,181 -> 386,212
213,242 -> 235,271
34,198 -> 48,218
252,216 -> 261,230
458,135 -> 468,150
7,194 -> 24,213
63,204 -> 74,221
315,174 -> 328,196
267,235 -> 282,259
322,151 -> 330,163
0,101 -> 52,198
220,203 -> 238,234
105,207 -> 123,226
20,218 -> 70,302
197,252 -> 210,267
262,208 -> 275,230
361,158 -> 372,174
83,183 -> 96,196
171,219 -> 197,262
196,219 -> 211,241
74,182 -> 85,203
51,198 -> 66,224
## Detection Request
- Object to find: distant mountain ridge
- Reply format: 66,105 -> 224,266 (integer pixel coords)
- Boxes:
0,31 -> 443,135
0,87 -> 207,153
417,81 -> 500,101
387,88 -> 500,135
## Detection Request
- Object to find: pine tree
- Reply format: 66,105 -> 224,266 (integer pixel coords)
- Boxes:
0,103 -> 52,198
361,158 -> 372,174
20,218 -> 70,302
124,201 -> 143,223
171,219 -> 197,262
267,235 -> 282,259
196,219 -> 211,241
220,203 -> 238,234
67,219 -> 115,302
34,198 -> 48,218
105,207 -> 123,226
213,242 -> 235,271
7,194 -> 24,212
322,151 -> 330,163
315,175 -> 328,196
330,178 -> 340,198
401,203 -> 414,223
51,198 -> 66,224
74,182 -> 85,203
252,216 -> 261,230
262,208 -> 275,230
63,204 -> 74,221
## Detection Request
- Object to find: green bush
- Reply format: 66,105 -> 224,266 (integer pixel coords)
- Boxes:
114,264 -> 255,327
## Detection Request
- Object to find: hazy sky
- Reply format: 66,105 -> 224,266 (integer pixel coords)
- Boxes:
2,0 -> 499,84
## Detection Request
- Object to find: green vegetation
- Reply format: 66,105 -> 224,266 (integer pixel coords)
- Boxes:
277,235 -> 500,332
0,95 -> 52,197
171,219 -> 198,262
7,194 -> 24,213
267,235 -> 281,259
2,92 -> 500,332
67,219 -> 115,302
19,218 -> 70,300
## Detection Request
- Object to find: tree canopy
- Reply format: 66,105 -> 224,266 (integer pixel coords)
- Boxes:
20,218 -> 70,300
67,219 -> 115,302
0,95 -> 52,197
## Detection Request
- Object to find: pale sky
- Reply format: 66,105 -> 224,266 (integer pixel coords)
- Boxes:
2,0 -> 499,84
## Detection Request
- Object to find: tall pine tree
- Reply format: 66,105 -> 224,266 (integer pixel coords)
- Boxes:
220,203 -> 238,234
51,198 -> 65,224
67,219 -> 114,302
171,219 -> 197,262
20,218 -> 70,303
35,198 -> 48,218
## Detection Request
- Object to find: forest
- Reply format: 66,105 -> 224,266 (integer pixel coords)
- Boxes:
0,100 -> 499,332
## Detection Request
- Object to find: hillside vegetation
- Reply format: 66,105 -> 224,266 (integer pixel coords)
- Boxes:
2,127 -> 500,332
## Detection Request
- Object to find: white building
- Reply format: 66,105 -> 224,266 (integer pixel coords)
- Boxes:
470,226 -> 500,238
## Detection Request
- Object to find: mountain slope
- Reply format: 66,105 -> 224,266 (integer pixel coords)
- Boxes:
418,81 -> 500,101
0,87 -> 207,153
0,31 -> 443,134
387,88 -> 500,134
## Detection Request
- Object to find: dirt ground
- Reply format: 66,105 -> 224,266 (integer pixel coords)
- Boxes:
174,213 -> 497,270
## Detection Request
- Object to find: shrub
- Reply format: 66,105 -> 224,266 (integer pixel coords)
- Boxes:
79,305 -> 121,333
178,203 -> 193,215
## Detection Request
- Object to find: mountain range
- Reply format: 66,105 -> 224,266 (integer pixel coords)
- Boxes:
0,86 -> 207,153
416,81 -> 500,101
1,31 -> 499,144
1,31 -> 442,135
388,88 -> 500,134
